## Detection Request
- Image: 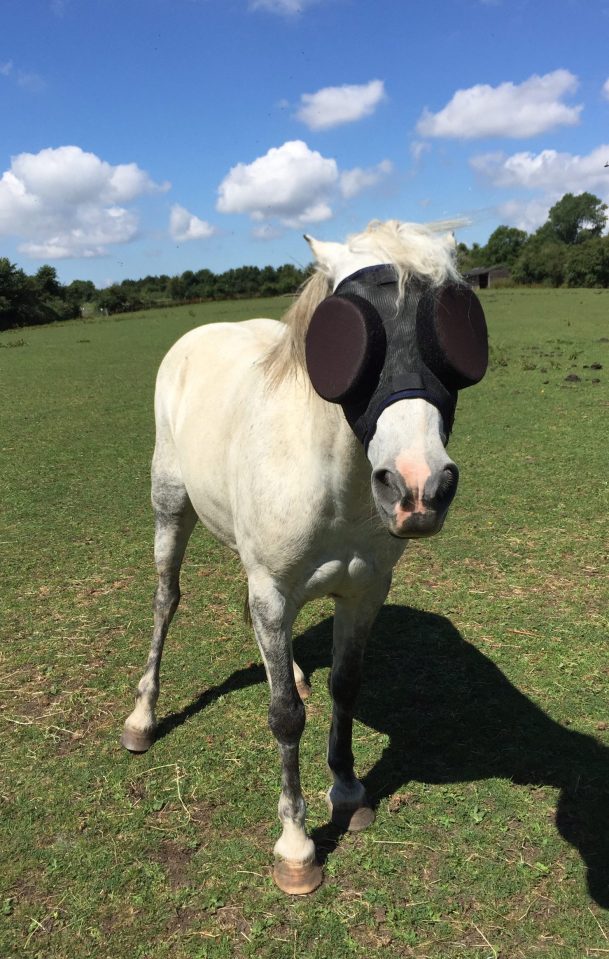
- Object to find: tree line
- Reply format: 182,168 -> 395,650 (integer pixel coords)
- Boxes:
457,192 -> 609,287
0,261 -> 309,331
1,192 -> 608,331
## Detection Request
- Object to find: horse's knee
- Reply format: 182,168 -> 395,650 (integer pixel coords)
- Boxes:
268,694 -> 305,746
329,659 -> 363,715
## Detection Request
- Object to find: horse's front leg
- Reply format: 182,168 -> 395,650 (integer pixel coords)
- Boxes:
327,577 -> 391,831
248,577 -> 322,895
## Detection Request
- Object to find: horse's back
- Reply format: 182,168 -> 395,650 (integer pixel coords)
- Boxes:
158,317 -> 280,385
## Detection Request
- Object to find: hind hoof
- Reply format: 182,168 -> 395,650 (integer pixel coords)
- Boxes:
330,804 -> 376,832
273,859 -> 323,895
296,680 -> 312,700
120,726 -> 155,753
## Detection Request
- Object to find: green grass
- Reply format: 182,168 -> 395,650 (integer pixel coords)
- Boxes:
1,289 -> 609,958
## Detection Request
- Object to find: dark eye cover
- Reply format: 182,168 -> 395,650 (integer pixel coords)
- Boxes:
305,282 -> 488,404
304,292 -> 386,403
417,285 -> 488,391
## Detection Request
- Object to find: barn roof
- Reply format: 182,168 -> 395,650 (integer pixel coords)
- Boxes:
464,265 -> 510,277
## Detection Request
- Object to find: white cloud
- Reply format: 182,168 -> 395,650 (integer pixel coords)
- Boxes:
252,223 -> 283,240
0,145 -> 169,259
471,144 -> 609,233
495,199 -> 552,233
217,140 -> 339,225
296,80 -> 386,131
281,201 -> 334,228
417,70 -> 581,139
169,204 -> 216,242
0,59 -> 44,92
217,140 -> 391,228
470,144 -> 609,195
16,71 -> 45,92
249,0 -> 320,13
603,78 -> 609,102
339,160 -> 393,199
410,140 -> 431,164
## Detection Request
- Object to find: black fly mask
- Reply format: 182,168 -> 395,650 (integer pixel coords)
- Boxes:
304,264 -> 488,450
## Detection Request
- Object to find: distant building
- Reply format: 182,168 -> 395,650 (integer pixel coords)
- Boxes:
463,265 -> 511,290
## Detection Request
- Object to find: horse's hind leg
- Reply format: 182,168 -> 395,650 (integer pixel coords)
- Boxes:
327,578 -> 391,831
121,455 -> 197,752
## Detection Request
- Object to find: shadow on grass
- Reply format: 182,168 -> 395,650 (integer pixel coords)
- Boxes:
155,661 -> 266,742
156,603 -> 609,908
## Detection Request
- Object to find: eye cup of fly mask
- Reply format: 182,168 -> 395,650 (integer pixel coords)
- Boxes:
416,284 -> 488,393
305,293 -> 387,403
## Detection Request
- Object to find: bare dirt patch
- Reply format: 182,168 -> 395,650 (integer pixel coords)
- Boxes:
153,838 -> 197,889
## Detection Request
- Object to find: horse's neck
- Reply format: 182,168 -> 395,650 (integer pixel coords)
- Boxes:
308,395 -> 374,517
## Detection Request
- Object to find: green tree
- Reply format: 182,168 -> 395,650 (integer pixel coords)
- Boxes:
65,279 -> 96,313
547,192 -> 607,245
193,269 -> 215,299
32,264 -> 81,320
512,239 -> 567,287
259,265 -> 279,296
456,242 -> 486,273
484,225 -> 527,267
0,258 -> 37,329
169,275 -> 186,301
275,263 -> 306,295
34,264 -> 63,298
564,237 -> 609,287
98,285 -> 133,314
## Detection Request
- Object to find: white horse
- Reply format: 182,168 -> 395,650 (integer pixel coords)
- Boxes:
121,220 -> 486,894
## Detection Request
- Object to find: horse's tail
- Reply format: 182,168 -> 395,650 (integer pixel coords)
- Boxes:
243,590 -> 252,626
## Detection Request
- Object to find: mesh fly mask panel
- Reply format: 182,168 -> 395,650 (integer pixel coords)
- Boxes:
305,264 -> 488,450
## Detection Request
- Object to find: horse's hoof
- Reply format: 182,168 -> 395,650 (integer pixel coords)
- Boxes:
120,726 -> 155,753
273,859 -> 323,895
330,804 -> 376,832
296,680 -> 312,701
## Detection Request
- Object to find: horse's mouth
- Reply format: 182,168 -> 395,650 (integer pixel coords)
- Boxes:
379,504 -> 447,539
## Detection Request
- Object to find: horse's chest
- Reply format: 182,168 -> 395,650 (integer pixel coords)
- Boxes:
301,553 -> 387,601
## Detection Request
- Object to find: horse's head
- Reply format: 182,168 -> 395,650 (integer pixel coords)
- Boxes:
304,222 -> 488,539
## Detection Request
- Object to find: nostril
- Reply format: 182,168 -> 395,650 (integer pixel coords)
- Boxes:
372,467 -> 408,510
375,469 -> 393,491
428,464 -> 459,508
442,464 -> 459,493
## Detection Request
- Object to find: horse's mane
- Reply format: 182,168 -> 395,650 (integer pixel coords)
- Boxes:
262,219 -> 463,387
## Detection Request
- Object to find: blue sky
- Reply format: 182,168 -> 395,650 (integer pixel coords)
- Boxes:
2,0 -> 609,286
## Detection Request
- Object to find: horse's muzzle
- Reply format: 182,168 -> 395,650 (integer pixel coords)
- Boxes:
371,463 -> 459,538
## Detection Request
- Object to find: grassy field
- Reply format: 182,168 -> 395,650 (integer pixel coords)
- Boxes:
1,288 -> 609,958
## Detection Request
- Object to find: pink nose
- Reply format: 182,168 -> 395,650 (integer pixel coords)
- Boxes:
371,460 -> 459,537
395,453 -> 432,512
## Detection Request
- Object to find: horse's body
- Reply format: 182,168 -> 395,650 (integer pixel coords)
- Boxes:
122,220 -> 479,894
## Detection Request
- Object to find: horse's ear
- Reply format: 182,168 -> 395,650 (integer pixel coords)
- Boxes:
303,235 -> 345,271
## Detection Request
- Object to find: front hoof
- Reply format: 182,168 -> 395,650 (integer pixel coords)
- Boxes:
120,726 -> 155,753
338,805 -> 376,832
273,859 -> 323,895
